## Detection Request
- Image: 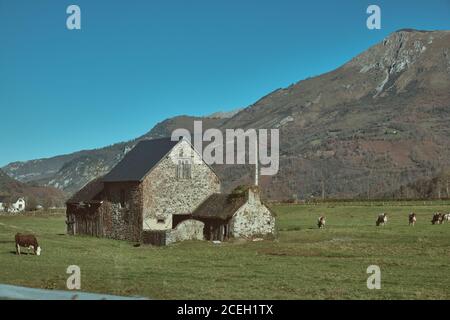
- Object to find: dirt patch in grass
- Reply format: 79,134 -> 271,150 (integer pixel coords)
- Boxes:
258,247 -> 357,259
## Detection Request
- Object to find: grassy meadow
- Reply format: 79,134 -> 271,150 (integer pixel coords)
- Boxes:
0,202 -> 449,299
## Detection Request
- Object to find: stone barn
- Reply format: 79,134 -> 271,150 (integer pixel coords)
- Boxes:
66,137 -> 276,245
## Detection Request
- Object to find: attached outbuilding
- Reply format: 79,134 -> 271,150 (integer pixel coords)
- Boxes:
188,186 -> 276,241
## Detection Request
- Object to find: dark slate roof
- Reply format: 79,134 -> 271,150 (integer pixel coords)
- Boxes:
66,177 -> 104,204
192,193 -> 248,220
192,186 -> 276,220
103,138 -> 179,182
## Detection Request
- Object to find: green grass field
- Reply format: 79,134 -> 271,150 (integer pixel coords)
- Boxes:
1,202 -> 449,299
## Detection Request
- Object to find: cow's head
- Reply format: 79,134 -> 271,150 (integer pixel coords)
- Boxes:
36,246 -> 41,256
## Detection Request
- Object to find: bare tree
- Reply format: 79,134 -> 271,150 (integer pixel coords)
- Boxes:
2,201 -> 11,213
26,197 -> 38,211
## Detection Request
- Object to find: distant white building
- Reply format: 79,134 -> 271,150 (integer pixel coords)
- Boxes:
0,197 -> 26,213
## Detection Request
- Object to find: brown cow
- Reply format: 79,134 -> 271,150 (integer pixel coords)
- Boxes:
408,213 -> 417,226
15,233 -> 41,256
318,216 -> 326,229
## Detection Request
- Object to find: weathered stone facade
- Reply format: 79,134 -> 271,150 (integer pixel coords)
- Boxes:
102,182 -> 143,241
141,140 -> 220,231
229,189 -> 276,238
166,219 -> 205,245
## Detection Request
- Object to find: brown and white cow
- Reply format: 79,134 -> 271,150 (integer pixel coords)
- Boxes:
376,213 -> 388,226
318,216 -> 326,229
431,213 -> 444,225
408,213 -> 417,226
15,233 -> 41,256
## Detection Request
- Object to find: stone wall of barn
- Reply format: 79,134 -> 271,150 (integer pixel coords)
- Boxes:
141,140 -> 221,231
166,219 -> 205,245
101,181 -> 143,242
229,190 -> 276,239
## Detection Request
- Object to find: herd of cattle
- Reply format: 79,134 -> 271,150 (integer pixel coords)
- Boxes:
318,212 -> 450,229
430,212 -> 450,225
11,212 -> 450,256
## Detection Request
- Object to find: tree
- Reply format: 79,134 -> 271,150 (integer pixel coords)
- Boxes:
26,197 -> 38,211
2,201 -> 11,213
43,198 -> 54,210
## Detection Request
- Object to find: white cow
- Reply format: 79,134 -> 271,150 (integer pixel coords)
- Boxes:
443,213 -> 450,223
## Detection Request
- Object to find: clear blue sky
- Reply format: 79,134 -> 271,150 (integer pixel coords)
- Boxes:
0,0 -> 449,166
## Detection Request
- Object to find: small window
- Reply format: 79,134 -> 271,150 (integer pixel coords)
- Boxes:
120,189 -> 126,207
157,218 -> 165,224
176,159 -> 192,180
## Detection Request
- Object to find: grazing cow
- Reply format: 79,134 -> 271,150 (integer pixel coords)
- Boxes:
15,233 -> 41,256
443,213 -> 450,223
317,216 -> 326,229
408,213 -> 417,226
376,213 -> 388,226
431,213 -> 444,225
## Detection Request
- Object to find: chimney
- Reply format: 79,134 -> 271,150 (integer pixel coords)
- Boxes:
255,137 -> 259,187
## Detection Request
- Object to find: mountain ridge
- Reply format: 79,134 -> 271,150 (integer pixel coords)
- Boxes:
3,29 -> 450,200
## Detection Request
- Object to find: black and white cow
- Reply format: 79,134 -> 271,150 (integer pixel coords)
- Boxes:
431,213 -> 444,225
408,213 -> 417,226
376,213 -> 388,227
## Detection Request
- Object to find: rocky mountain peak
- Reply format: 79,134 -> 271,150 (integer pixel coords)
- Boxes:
350,30 -> 434,74
345,29 -> 450,97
